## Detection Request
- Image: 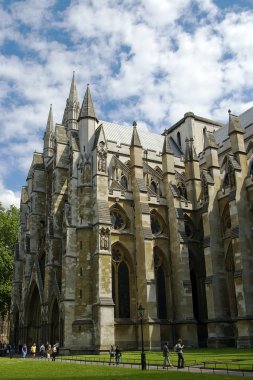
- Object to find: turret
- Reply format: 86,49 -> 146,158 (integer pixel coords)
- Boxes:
78,84 -> 98,155
62,72 -> 80,132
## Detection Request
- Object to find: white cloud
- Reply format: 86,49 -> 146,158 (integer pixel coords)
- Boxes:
1,0 -> 253,196
0,178 -> 20,209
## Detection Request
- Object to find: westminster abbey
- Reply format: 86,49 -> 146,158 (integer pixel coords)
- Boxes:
10,73 -> 253,351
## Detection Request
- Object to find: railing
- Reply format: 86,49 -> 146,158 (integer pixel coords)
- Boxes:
203,361 -> 253,373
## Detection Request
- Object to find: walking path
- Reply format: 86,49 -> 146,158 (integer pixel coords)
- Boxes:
54,357 -> 253,377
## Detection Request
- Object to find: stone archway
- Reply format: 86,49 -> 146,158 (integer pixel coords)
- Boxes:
26,284 -> 41,347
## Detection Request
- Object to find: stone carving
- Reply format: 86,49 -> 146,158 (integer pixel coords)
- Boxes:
100,227 -> 110,250
98,142 -> 107,172
64,202 -> 71,226
79,154 -> 92,184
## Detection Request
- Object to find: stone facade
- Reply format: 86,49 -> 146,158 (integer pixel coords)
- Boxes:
10,73 -> 253,351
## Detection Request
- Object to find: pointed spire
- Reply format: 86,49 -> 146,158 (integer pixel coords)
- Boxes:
203,127 -> 217,150
69,71 -> 79,105
228,111 -> 244,135
78,84 -> 97,121
130,121 -> 142,147
162,133 -> 173,155
46,104 -> 54,132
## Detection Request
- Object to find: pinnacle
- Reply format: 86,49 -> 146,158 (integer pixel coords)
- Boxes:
69,71 -> 79,103
130,121 -> 142,147
46,104 -> 54,132
228,112 -> 244,135
78,84 -> 97,121
162,133 -> 173,155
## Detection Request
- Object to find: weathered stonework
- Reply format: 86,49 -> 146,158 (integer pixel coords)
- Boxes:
10,73 -> 253,350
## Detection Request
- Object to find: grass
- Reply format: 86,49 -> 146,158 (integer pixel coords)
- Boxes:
0,357 -> 249,380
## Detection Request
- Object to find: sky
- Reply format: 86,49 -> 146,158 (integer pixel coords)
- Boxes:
1,0 -> 253,209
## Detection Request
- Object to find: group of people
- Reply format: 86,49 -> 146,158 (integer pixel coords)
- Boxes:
20,342 -> 59,360
109,345 -> 122,365
162,339 -> 184,369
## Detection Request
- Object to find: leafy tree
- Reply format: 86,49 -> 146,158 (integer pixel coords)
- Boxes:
0,203 -> 19,317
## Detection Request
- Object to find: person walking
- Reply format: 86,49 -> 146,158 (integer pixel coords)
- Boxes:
162,342 -> 173,368
30,343 -> 36,358
175,338 -> 184,368
46,344 -> 52,360
22,343 -> 27,358
109,345 -> 115,365
115,345 -> 121,365
51,345 -> 57,361
39,343 -> 45,358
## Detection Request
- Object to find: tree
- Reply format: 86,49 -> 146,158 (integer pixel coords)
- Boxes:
0,203 -> 19,317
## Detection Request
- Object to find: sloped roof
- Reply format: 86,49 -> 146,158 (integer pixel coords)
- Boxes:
215,107 -> 253,145
99,121 -> 181,157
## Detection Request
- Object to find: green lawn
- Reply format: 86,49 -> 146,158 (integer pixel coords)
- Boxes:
0,358 -> 248,380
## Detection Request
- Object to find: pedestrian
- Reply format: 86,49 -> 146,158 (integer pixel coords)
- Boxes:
51,345 -> 57,361
46,344 -> 52,360
174,338 -> 184,368
30,342 -> 36,358
40,343 -> 45,358
22,343 -> 27,358
162,342 -> 173,368
115,345 -> 121,365
109,345 -> 115,365
54,341 -> 60,354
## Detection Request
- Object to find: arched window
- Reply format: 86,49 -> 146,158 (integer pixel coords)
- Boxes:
110,207 -> 127,230
177,182 -> 187,199
250,160 -> 253,178
156,266 -> 167,319
120,175 -> 128,190
150,181 -> 157,194
150,211 -> 164,236
184,214 -> 194,238
221,205 -> 231,237
225,248 -> 238,318
154,248 -> 167,319
112,246 -> 130,318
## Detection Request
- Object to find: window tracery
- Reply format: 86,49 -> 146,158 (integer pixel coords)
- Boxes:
150,211 -> 164,236
111,245 -> 130,318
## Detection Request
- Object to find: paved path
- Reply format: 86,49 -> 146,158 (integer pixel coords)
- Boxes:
54,358 -> 253,377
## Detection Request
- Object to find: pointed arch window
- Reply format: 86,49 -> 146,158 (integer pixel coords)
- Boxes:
112,246 -> 130,318
110,207 -> 127,230
225,248 -> 238,318
150,181 -> 158,194
184,214 -> 194,238
120,175 -> 128,190
177,182 -> 187,199
250,160 -> 253,179
154,249 -> 167,319
150,211 -> 165,236
221,205 -> 231,237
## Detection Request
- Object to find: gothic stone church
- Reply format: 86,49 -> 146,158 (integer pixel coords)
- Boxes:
11,73 -> 253,351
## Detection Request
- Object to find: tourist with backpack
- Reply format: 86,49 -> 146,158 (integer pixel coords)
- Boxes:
174,338 -> 184,368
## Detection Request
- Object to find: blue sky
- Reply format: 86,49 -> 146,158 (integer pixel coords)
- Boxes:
1,0 -> 253,208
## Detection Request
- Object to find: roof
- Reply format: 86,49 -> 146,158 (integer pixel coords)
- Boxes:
100,121 -> 180,156
215,107 -> 253,145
